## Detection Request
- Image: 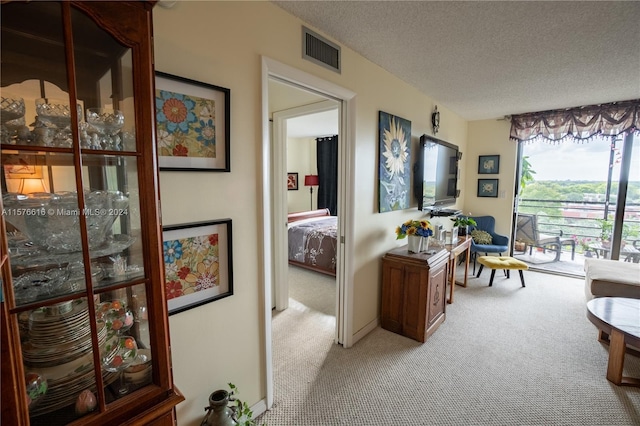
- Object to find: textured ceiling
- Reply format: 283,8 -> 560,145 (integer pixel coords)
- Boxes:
272,1 -> 640,120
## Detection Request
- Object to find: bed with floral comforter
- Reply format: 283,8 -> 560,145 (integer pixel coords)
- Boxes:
287,209 -> 337,276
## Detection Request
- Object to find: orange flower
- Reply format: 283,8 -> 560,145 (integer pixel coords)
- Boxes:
162,98 -> 188,124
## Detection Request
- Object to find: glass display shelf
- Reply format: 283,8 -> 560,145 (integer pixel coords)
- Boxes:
1,2 -> 182,424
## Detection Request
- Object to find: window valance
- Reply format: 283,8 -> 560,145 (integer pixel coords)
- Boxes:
509,99 -> 640,143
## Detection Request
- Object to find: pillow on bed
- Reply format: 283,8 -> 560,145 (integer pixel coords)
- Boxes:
471,229 -> 493,245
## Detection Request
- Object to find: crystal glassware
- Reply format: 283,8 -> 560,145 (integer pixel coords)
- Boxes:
86,108 -> 125,149
35,98 -> 76,128
96,299 -> 134,335
1,96 -> 26,144
1,96 -> 25,124
2,190 -> 129,253
101,336 -> 138,395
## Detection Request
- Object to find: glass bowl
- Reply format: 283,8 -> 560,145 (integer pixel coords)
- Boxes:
2,190 -> 129,253
35,98 -> 81,128
86,108 -> 125,134
1,96 -> 25,124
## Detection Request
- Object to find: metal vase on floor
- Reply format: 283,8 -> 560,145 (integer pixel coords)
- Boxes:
201,390 -> 238,426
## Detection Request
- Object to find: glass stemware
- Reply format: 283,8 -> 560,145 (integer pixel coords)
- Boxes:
86,108 -> 125,150
101,336 -> 138,395
96,300 -> 134,335
1,96 -> 26,144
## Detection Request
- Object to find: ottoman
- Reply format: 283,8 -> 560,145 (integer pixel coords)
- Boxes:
476,256 -> 528,287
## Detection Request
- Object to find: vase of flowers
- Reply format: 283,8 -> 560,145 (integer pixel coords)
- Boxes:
396,219 -> 434,253
451,216 -> 477,236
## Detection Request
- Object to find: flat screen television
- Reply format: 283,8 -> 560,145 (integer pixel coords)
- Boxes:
414,134 -> 460,211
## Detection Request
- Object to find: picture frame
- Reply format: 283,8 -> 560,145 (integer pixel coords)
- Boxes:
477,179 -> 499,198
155,72 -> 230,172
162,219 -> 233,315
287,172 -> 298,190
378,111 -> 411,212
478,155 -> 500,174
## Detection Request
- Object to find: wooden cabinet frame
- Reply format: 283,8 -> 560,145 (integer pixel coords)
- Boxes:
1,2 -> 183,424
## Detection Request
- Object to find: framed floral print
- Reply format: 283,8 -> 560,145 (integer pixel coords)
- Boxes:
478,155 -> 500,174
155,72 -> 230,171
163,219 -> 233,315
477,178 -> 499,197
378,111 -> 411,212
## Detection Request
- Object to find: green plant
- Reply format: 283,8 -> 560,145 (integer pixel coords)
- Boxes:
228,383 -> 257,426
519,155 -> 536,195
451,216 -> 477,228
596,219 -> 613,241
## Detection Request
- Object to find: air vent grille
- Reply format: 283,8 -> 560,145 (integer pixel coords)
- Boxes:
302,26 -> 341,73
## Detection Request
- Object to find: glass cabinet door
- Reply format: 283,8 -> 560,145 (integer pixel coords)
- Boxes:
1,2 -> 157,424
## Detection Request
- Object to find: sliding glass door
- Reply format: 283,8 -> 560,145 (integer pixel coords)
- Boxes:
514,132 -> 639,275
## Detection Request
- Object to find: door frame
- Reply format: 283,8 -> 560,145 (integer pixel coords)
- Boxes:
272,99 -> 339,312
261,56 -> 356,409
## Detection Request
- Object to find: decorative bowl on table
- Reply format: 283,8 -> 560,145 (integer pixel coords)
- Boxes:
2,190 -> 129,253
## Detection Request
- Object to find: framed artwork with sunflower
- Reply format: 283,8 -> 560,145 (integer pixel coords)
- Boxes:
162,219 -> 233,315
155,72 -> 231,171
378,111 -> 411,212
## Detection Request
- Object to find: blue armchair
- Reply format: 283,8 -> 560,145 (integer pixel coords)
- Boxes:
469,215 -> 510,274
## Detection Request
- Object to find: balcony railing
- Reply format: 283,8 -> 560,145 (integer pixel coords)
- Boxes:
517,198 -> 640,256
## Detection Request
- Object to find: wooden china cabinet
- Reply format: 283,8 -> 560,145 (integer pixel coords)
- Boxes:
1,1 -> 183,425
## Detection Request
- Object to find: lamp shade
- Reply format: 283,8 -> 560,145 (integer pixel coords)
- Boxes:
304,174 -> 319,186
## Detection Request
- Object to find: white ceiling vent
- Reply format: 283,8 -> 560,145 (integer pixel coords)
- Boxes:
302,26 -> 341,73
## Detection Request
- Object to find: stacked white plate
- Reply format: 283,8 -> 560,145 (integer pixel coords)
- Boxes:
20,299 -> 118,416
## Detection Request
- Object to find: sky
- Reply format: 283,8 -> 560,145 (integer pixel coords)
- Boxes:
522,135 -> 640,182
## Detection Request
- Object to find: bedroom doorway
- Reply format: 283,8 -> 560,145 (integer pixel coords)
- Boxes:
262,57 -> 356,409
272,96 -> 339,314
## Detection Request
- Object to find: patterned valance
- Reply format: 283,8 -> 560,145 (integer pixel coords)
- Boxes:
509,99 -> 640,143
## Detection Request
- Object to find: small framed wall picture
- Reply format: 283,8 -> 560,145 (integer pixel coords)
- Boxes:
287,172 -> 298,190
478,155 -> 500,174
478,179 -> 499,198
163,219 -> 233,315
155,72 -> 230,172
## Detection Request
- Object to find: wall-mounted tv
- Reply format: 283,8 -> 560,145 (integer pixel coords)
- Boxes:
413,134 -> 460,211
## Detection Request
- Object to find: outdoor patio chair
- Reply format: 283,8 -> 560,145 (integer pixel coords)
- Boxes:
515,213 -> 575,262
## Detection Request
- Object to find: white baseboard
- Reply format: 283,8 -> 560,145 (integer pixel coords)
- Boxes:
351,317 -> 379,345
251,398 -> 268,420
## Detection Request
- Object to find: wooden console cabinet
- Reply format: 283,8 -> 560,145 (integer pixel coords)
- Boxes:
381,247 -> 449,343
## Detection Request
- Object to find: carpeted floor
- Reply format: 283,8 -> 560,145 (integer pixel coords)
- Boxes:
257,265 -> 640,425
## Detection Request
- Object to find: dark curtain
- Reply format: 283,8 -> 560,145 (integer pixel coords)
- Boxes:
317,135 -> 338,215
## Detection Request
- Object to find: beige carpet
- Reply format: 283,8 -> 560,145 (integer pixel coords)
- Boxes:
258,266 -> 640,425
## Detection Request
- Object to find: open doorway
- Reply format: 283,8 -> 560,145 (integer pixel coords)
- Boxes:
261,57 -> 357,409
270,78 -> 340,321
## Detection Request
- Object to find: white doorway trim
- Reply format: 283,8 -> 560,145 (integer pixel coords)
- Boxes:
261,56 -> 356,409
272,99 -> 339,312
